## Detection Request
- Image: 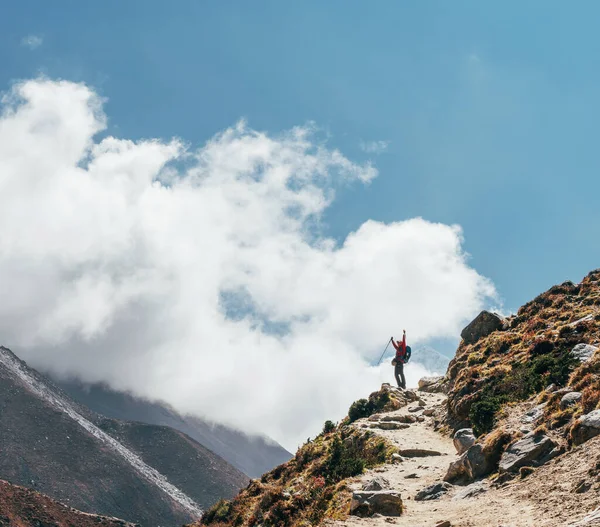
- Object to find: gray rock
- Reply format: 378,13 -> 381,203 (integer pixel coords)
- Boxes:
453,429 -> 476,455
498,433 -> 557,473
452,482 -> 486,500
376,422 -> 411,431
521,403 -> 546,424
418,376 -> 448,394
571,344 -> 599,363
571,410 -> 600,446
391,453 -> 405,463
408,406 -> 423,413
460,311 -> 504,345
444,443 -> 499,483
545,383 -> 557,393
414,482 -> 452,501
423,409 -> 436,417
362,476 -> 390,491
381,414 -> 417,423
568,507 -> 600,526
560,391 -> 582,409
398,448 -> 443,458
350,490 -> 403,516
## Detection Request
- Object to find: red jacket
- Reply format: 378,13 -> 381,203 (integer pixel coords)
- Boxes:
392,334 -> 407,360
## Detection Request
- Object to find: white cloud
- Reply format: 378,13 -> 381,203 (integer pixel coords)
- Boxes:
359,140 -> 389,154
0,79 -> 496,449
21,35 -> 43,50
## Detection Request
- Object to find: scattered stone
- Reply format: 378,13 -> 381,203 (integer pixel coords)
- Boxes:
362,476 -> 390,491
568,507 -> 600,526
423,409 -> 436,417
573,479 -> 592,494
384,518 -> 396,524
417,416 -> 426,422
418,376 -> 448,394
521,403 -> 546,424
350,490 -> 403,517
408,406 -> 423,413
560,391 -> 582,409
452,482 -> 486,500
404,473 -> 419,479
369,414 -> 382,422
545,383 -> 557,393
435,522 -> 451,527
360,424 -> 369,428
415,482 -> 452,501
453,429 -> 476,455
376,422 -> 411,431
571,343 -> 599,363
460,310 -> 504,345
555,387 -> 574,396
499,433 -> 557,473
398,449 -> 443,458
381,414 -> 417,423
519,466 -> 535,479
391,453 -> 405,463
418,400 -> 426,407
569,314 -> 595,327
571,410 -> 600,446
520,427 -> 532,435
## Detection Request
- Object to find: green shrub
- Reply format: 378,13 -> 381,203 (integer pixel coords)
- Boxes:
347,391 -> 391,423
202,499 -> 232,524
322,420 -> 336,434
469,393 -> 509,436
321,436 -> 365,482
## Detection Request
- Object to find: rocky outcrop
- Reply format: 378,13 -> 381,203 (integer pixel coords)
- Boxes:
453,429 -> 476,455
460,311 -> 504,345
571,410 -> 600,446
560,391 -> 582,409
350,490 -> 403,517
571,343 -> 599,363
414,482 -> 452,501
418,376 -> 449,394
498,433 -> 557,473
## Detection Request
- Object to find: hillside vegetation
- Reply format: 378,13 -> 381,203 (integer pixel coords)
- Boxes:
195,387 -> 415,527
446,269 -> 600,439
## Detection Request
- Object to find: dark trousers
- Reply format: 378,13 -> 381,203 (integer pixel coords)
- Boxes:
395,361 -> 406,389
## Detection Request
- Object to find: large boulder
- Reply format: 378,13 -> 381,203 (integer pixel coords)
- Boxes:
571,410 -> 600,446
571,344 -> 599,363
453,429 -> 476,455
498,433 -> 557,473
560,392 -> 582,409
350,490 -> 403,517
444,444 -> 497,483
414,482 -> 452,501
460,311 -> 504,345
418,376 -> 448,394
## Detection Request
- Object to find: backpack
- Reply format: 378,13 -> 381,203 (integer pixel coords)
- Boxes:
404,346 -> 412,363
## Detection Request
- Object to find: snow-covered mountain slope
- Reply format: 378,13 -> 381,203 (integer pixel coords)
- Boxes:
0,345 -> 248,526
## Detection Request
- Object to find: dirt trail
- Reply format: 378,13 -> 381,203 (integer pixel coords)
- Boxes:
328,390 -> 548,527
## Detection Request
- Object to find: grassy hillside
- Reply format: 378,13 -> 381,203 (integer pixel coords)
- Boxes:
446,269 -> 600,438
194,386 -> 411,527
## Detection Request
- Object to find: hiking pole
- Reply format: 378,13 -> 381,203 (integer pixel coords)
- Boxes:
376,337 -> 393,366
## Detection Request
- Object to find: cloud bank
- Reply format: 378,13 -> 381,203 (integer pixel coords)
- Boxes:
0,79 -> 495,448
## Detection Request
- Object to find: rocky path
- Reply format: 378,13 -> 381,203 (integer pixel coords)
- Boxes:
328,390 -> 541,527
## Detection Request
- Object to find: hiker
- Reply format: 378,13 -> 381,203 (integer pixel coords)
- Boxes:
391,330 -> 410,389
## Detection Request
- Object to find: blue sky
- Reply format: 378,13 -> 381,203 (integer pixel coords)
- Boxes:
3,1 -> 600,317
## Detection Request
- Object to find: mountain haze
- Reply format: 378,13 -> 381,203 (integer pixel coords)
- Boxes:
55,378 -> 292,478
